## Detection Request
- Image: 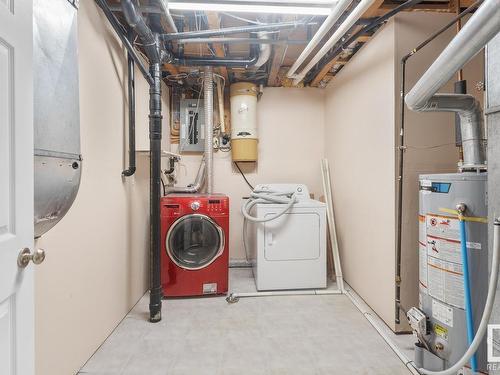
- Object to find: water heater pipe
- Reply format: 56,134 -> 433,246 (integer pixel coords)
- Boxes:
457,205 -> 477,372
405,0 -> 500,169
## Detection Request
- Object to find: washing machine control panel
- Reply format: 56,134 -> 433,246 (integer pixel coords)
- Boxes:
190,201 -> 201,211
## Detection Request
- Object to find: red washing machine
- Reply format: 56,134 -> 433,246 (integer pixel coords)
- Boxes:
161,194 -> 229,297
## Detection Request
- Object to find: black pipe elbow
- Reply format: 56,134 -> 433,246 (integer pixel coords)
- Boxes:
122,167 -> 136,177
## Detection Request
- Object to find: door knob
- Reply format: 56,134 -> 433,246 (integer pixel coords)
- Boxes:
17,248 -> 46,268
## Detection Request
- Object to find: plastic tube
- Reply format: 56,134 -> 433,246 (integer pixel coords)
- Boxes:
458,215 -> 477,372
241,190 -> 297,223
419,218 -> 500,375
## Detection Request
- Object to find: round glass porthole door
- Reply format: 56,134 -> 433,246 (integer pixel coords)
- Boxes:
166,214 -> 224,270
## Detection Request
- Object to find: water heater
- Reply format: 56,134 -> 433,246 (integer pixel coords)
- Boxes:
230,82 -> 258,162
415,172 -> 488,371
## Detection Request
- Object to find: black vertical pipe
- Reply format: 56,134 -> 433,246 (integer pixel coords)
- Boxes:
122,48 -> 137,177
149,43 -> 163,323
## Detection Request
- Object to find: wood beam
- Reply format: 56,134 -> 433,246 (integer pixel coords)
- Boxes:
163,64 -> 179,75
205,11 -> 229,81
267,44 -> 287,87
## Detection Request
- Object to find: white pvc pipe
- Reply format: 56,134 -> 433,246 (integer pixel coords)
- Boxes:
344,289 -> 421,375
158,0 -> 179,33
292,0 -> 378,85
228,289 -> 343,300
287,0 -> 353,79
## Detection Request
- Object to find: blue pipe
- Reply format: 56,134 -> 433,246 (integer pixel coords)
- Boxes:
459,217 -> 477,372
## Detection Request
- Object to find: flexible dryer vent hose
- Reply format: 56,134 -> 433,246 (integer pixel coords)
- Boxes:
418,219 -> 500,375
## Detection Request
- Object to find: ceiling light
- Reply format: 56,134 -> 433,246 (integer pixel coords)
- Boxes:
167,2 -> 333,16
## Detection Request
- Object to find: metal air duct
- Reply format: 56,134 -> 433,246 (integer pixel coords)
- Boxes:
34,0 -> 81,238
405,0 -> 500,169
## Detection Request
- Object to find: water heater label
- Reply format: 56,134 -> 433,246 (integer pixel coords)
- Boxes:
432,299 -> 454,327
427,257 -> 464,309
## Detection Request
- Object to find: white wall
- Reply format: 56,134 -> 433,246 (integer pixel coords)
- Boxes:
173,87 -> 326,260
34,2 -> 166,375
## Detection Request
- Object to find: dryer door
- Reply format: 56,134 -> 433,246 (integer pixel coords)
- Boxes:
166,214 -> 224,270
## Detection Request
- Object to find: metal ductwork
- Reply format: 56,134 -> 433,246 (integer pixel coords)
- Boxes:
253,32 -> 271,68
34,0 -> 81,238
405,0 -> 500,169
204,67 -> 215,194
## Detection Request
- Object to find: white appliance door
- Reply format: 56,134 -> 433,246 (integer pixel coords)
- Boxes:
0,1 -> 34,375
264,212 -> 320,261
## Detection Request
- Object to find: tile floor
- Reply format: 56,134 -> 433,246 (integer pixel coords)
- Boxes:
78,269 -> 414,375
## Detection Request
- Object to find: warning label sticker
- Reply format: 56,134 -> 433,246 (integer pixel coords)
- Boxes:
425,214 -> 465,309
434,323 -> 449,341
427,234 -> 461,264
432,299 -> 454,327
427,215 -> 460,241
427,257 -> 464,309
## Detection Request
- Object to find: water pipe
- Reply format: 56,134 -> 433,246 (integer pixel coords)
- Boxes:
457,203 -> 477,372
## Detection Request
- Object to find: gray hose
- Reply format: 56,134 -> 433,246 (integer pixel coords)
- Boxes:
242,190 -> 297,223
241,189 -> 298,262
418,219 -> 500,375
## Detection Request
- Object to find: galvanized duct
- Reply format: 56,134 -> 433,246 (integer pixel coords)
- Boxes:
204,67 -> 215,194
34,0 -> 81,238
254,32 -> 271,68
405,0 -> 500,169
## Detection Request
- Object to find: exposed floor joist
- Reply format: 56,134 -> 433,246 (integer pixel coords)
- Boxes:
310,0 -> 385,87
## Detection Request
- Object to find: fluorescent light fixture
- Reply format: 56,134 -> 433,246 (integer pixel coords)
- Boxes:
168,2 -> 333,15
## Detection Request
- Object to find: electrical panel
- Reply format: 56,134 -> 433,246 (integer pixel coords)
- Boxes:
179,99 -> 205,152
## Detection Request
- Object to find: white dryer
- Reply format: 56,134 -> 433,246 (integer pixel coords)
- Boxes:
246,184 -> 327,291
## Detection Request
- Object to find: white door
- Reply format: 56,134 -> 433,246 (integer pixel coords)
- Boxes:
0,1 -> 35,375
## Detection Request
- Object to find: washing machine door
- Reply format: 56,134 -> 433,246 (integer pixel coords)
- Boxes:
166,214 -> 225,270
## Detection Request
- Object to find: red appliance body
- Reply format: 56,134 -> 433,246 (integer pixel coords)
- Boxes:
161,194 -> 229,297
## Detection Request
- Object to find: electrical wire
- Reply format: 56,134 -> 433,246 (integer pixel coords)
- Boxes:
234,161 -> 255,190
221,12 -> 263,25
405,143 -> 456,150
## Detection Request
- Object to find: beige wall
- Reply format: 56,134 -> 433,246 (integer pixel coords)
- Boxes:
324,13 -> 484,331
324,20 -> 398,330
173,87 -> 326,260
394,12 -> 485,329
34,2 -> 167,375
